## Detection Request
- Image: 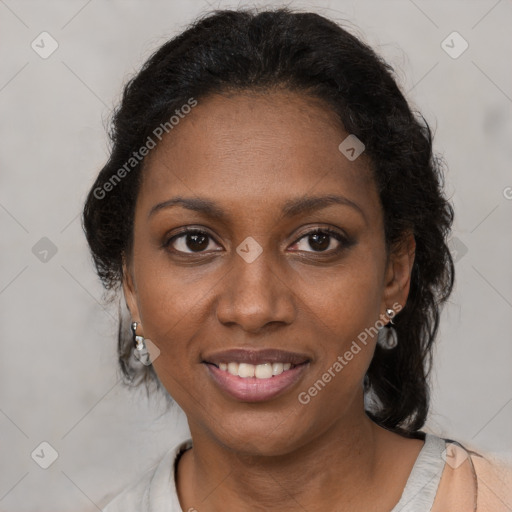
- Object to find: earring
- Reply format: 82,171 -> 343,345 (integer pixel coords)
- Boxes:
131,321 -> 146,351
377,308 -> 398,349
130,322 -> 160,366
386,308 -> 395,325
131,321 -> 152,365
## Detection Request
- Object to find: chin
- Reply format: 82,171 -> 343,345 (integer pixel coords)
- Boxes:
206,408 -> 311,458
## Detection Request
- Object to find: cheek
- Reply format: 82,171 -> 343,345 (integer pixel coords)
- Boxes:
130,248 -> 230,408
135,269 -> 207,358
296,252 -> 384,344
292,277 -> 382,426
131,227 -> 212,338
291,250 -> 384,393
129,250 -> 200,359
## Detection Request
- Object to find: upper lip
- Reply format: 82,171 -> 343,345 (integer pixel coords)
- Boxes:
203,348 -> 310,366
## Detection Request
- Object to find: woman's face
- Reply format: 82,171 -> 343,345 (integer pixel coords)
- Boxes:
123,90 -> 414,455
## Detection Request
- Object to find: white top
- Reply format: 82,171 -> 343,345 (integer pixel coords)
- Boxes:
102,433 -> 456,511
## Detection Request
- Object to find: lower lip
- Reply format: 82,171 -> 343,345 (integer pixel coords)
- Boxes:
204,362 -> 309,402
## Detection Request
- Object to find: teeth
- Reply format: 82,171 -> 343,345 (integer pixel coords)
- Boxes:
227,362 -> 238,376
218,361 -> 297,379
238,363 -> 255,378
255,363 -> 273,379
272,362 -> 284,375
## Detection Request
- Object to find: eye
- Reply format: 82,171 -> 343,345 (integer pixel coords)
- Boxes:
164,228 -> 221,254
164,227 -> 352,256
290,228 -> 349,254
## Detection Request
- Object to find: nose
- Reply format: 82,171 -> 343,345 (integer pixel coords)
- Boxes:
215,244 -> 296,334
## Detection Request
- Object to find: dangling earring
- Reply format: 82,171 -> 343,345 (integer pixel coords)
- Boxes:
131,321 -> 146,351
377,308 -> 398,349
131,321 -> 152,365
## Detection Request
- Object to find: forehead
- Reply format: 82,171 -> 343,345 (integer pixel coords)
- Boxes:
139,90 -> 378,220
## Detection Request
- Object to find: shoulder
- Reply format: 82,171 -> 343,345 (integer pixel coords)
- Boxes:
102,438 -> 193,512
431,436 -> 512,512
471,450 -> 512,511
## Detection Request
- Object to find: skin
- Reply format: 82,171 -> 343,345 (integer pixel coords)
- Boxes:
123,90 -> 420,512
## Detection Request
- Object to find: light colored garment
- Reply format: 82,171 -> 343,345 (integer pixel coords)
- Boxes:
102,433 -> 512,511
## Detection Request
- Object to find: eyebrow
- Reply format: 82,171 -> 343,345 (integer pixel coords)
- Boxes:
148,194 -> 366,223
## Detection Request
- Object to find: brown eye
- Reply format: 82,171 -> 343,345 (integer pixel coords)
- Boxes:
291,228 -> 349,253
165,229 -> 220,254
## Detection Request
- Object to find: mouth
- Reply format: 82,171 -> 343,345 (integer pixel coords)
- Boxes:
202,348 -> 311,402
202,347 -> 310,368
204,360 -> 304,378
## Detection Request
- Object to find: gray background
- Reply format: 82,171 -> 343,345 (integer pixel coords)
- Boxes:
1,0 -> 511,510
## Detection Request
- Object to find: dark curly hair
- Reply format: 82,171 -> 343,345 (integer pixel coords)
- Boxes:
82,7 -> 454,435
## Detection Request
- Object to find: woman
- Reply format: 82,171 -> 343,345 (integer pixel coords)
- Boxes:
82,7 -> 512,511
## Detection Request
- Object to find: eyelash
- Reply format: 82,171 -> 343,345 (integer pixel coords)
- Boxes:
163,227 -> 352,257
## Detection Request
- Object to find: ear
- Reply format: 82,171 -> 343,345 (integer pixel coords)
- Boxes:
122,253 -> 141,322
381,231 -> 416,312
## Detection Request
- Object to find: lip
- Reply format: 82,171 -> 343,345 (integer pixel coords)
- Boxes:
202,348 -> 310,366
204,361 -> 310,402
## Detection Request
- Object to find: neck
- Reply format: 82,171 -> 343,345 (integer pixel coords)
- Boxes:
178,401 -> 392,512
